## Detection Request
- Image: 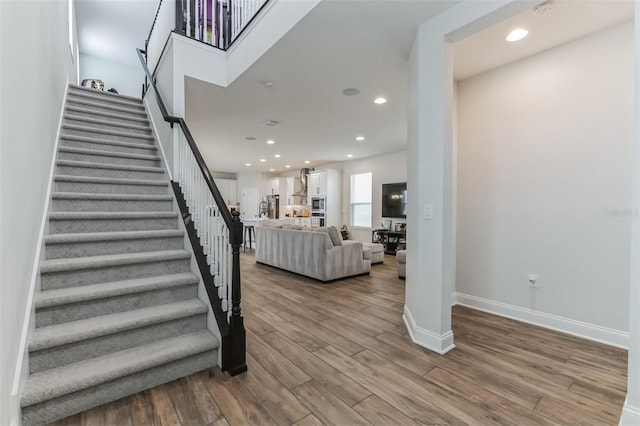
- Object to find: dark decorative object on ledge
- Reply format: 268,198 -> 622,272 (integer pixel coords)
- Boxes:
340,225 -> 349,240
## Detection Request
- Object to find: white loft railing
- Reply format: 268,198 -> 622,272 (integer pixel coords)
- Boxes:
178,0 -> 268,48
145,0 -> 269,73
146,0 -> 176,76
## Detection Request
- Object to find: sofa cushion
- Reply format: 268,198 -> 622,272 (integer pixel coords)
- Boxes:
261,220 -> 283,229
313,226 -> 342,246
282,223 -> 304,230
362,247 -> 372,260
328,226 -> 343,246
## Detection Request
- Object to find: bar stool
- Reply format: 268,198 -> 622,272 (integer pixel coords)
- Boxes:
244,225 -> 255,252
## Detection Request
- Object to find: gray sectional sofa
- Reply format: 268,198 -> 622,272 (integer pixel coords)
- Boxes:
255,224 -> 371,282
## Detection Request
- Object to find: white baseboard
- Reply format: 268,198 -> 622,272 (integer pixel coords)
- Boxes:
453,292 -> 629,349
403,305 -> 455,354
620,398 -> 640,425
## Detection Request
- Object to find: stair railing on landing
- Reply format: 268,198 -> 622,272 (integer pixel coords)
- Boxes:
136,48 -> 247,375
145,0 -> 269,75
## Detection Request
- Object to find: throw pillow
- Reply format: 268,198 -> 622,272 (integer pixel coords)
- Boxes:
327,226 -> 343,246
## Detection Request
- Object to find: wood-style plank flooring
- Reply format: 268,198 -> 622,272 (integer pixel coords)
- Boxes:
51,252 -> 628,425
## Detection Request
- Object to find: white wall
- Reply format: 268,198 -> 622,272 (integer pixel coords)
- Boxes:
456,22 -> 634,334
237,171 -> 265,203
330,151 -> 407,242
0,1 -> 77,424
80,53 -> 144,98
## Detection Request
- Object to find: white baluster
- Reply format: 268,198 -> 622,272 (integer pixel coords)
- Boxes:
186,0 -> 191,37
204,0 -> 208,43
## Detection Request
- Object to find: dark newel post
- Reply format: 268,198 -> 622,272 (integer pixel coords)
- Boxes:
175,0 -> 184,35
224,0 -> 232,49
226,210 -> 247,375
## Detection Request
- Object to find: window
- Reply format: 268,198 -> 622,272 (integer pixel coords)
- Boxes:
350,172 -> 372,228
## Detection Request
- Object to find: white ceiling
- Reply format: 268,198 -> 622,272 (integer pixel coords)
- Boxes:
75,0 -> 158,67
74,0 -> 635,174
453,0 -> 634,80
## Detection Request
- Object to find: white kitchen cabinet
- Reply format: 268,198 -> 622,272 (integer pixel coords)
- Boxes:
307,170 -> 328,196
267,178 -> 280,195
307,172 -> 320,196
308,169 -> 341,227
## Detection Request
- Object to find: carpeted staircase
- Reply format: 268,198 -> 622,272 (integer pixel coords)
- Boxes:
21,85 -> 219,425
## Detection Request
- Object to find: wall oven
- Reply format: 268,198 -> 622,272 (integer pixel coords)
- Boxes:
311,196 -> 325,212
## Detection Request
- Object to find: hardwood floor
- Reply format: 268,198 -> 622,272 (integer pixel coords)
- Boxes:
51,252 -> 628,425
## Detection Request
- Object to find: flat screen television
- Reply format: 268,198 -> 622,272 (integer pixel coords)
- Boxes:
382,182 -> 407,218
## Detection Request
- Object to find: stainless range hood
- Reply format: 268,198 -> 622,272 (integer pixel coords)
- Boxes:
292,168 -> 310,196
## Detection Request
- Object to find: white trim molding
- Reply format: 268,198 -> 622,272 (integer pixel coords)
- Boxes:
453,292 -> 629,349
620,398 -> 640,425
10,82 -> 71,425
403,305 -> 456,354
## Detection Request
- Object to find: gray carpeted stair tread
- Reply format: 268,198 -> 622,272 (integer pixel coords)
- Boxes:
51,192 -> 172,202
45,229 -> 183,244
65,105 -> 149,124
21,330 -> 218,408
29,299 -> 208,351
66,98 -> 147,117
54,175 -> 167,187
48,211 -> 177,220
56,159 -> 165,174
57,146 -> 161,162
35,273 -> 198,309
67,89 -> 144,109
22,84 -> 220,423
64,114 -> 151,133
60,135 -> 157,151
68,84 -> 143,103
62,124 -> 154,140
40,249 -> 191,274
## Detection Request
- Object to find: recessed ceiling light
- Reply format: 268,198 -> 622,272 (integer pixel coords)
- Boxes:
342,88 -> 360,96
355,136 -> 365,141
304,160 -> 310,164
285,165 -> 291,168
262,120 -> 279,127
245,163 -> 251,167
260,159 -> 266,162
266,139 -> 275,145
274,154 -> 281,158
374,97 -> 387,104
264,81 -> 277,89
506,28 -> 528,42
245,137 -> 256,141
269,168 -> 275,172
347,154 -> 353,158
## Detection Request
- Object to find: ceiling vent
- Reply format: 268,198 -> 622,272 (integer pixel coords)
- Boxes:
534,1 -> 553,15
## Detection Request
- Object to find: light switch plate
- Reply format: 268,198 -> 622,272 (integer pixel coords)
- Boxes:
424,204 -> 433,220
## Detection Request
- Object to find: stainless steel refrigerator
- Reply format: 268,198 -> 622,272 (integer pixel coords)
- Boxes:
266,195 -> 279,219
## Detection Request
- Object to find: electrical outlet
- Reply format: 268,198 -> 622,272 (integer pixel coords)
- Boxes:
528,274 -> 538,288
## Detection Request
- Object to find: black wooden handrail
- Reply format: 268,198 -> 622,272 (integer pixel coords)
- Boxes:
136,48 -> 233,227
146,0 -> 164,53
137,47 -> 246,375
